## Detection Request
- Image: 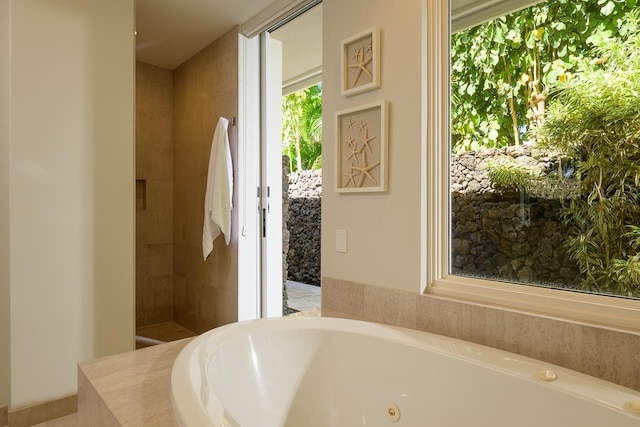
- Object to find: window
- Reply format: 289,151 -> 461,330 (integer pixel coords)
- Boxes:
423,0 -> 640,330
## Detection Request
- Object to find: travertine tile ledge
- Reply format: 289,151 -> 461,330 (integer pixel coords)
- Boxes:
78,338 -> 192,427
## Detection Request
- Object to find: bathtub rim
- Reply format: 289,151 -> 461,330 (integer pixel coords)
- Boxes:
171,316 -> 640,427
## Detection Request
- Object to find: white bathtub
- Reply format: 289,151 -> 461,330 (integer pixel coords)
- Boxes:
171,317 -> 640,427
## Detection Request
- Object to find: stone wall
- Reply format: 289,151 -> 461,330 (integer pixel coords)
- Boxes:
287,170 -> 322,285
451,145 -> 580,287
282,157 -> 290,305
283,146 -> 578,288
283,147 -> 578,288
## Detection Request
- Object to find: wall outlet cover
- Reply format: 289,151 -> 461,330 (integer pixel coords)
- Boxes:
336,229 -> 347,253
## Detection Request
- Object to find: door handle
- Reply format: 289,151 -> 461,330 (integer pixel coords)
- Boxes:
262,208 -> 266,238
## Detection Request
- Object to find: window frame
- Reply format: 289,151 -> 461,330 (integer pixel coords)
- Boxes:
421,0 -> 640,331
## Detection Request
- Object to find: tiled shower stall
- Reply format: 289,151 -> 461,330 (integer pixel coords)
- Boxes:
135,27 -> 239,338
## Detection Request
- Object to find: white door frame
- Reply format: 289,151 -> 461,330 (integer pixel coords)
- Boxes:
238,0 -> 322,320
237,32 -> 284,320
237,34 -> 261,321
260,32 -> 284,318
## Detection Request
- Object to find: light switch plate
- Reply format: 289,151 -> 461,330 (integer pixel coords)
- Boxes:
336,229 -> 347,253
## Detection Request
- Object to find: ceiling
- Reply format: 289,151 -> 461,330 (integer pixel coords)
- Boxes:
136,0 -> 277,70
135,0 -> 512,71
270,4 -> 322,93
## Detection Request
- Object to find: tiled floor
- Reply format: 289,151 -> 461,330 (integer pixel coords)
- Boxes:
286,280 -> 321,312
32,413 -> 77,427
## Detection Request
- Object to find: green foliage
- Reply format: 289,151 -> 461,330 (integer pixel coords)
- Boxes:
282,84 -> 323,172
486,159 -> 540,192
536,12 -> 640,297
486,155 -> 581,200
451,0 -> 638,153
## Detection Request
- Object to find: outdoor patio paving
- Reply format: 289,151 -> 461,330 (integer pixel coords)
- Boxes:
286,280 -> 321,312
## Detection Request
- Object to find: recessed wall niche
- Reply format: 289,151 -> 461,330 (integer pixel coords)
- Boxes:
136,179 -> 146,211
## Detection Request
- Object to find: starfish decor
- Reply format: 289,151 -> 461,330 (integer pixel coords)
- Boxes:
357,127 -> 376,153
345,137 -> 361,164
352,151 -> 380,187
342,166 -> 361,188
347,41 -> 373,87
341,115 -> 380,188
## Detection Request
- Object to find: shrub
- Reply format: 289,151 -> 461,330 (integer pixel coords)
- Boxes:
535,12 -> 640,297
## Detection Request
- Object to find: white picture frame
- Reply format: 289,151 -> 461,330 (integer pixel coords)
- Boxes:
335,100 -> 388,193
340,27 -> 381,97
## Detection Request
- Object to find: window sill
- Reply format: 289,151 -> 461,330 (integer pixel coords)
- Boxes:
427,275 -> 640,332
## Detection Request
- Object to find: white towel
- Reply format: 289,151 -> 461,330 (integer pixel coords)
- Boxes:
202,117 -> 233,260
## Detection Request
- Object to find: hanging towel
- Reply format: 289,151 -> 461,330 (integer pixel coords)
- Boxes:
202,117 -> 233,260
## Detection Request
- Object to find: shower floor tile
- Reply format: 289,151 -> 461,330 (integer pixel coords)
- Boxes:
136,321 -> 196,348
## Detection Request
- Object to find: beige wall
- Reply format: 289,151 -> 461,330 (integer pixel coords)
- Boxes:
8,0 -> 134,408
173,27 -> 239,334
136,61 -> 175,327
321,0 -> 423,292
0,0 -> 10,409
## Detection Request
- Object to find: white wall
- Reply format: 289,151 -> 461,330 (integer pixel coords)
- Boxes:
0,0 -> 10,409
8,0 -> 135,408
322,0 -> 422,292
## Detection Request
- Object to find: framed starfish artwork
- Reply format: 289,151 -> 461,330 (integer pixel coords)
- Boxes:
335,100 -> 388,193
340,27 -> 380,97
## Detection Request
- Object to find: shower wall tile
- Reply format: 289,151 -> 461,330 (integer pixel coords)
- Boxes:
146,211 -> 173,245
146,179 -> 173,212
136,275 -> 173,327
146,244 -> 173,277
173,27 -> 240,334
136,61 -> 174,327
148,275 -> 173,307
143,146 -> 174,180
184,245 -> 201,285
135,224 -> 146,274
172,276 -> 186,308
323,276 -> 640,392
136,61 -> 173,146
187,210 -> 205,246
173,242 -> 187,278
135,144 -> 145,180
217,289 -> 238,325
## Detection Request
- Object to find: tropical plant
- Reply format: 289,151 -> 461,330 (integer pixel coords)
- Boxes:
282,84 -> 322,172
535,12 -> 640,297
451,0 -> 639,153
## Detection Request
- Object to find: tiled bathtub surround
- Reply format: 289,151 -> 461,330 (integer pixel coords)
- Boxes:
77,340 -> 189,426
322,277 -> 640,392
